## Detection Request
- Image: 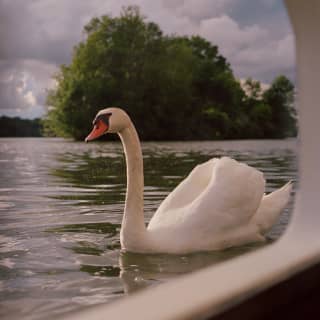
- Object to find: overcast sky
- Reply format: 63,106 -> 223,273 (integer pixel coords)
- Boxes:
0,0 -> 295,119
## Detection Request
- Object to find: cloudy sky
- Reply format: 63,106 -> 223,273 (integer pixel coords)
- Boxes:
0,0 -> 295,119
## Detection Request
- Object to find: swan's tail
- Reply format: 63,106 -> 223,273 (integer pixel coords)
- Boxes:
252,181 -> 293,234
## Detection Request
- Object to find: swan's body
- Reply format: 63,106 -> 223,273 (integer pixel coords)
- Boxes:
86,108 -> 292,254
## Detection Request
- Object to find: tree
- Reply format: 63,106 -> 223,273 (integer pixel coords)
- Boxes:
238,78 -> 273,138
0,117 -> 43,137
263,75 -> 297,137
44,6 -> 296,141
45,6 -> 242,140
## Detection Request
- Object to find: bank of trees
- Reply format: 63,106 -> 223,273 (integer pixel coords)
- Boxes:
45,6 -> 297,140
0,117 -> 42,137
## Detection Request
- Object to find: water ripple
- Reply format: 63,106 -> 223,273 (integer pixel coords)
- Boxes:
0,138 -> 297,319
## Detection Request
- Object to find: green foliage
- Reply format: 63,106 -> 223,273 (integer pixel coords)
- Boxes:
263,75 -> 297,138
0,117 -> 43,137
45,6 -> 297,140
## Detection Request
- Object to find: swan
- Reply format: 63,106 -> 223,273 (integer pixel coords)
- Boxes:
85,107 -> 292,254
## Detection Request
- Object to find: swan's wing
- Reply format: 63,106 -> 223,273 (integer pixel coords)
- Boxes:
251,181 -> 292,234
148,157 -> 265,234
185,157 -> 265,232
152,158 -> 218,215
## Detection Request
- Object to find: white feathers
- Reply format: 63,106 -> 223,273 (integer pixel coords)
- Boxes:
252,181 -> 292,233
145,157 -> 291,253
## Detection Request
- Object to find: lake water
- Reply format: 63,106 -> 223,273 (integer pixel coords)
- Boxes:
0,138 -> 297,319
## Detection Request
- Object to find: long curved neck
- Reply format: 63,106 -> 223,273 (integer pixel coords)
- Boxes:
118,122 -> 146,249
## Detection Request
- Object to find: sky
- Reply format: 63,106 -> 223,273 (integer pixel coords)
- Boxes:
0,0 -> 295,119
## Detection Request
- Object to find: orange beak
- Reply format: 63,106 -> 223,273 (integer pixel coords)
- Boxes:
85,120 -> 109,142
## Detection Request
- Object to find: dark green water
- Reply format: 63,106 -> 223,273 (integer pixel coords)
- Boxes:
0,138 -> 297,319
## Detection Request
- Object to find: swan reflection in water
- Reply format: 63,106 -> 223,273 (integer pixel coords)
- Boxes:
51,220 -> 273,295
74,239 -> 270,294
118,242 -> 266,294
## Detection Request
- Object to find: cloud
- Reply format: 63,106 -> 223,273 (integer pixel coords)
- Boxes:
0,0 -> 88,64
233,33 -> 295,80
195,15 -> 295,81
23,91 -> 36,107
0,59 -> 57,117
162,0 -> 234,22
0,0 -> 295,118
198,15 -> 268,57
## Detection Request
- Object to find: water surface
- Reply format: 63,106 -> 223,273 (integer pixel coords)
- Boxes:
0,138 -> 297,319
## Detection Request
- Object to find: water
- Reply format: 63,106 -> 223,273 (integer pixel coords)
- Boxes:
0,138 -> 297,319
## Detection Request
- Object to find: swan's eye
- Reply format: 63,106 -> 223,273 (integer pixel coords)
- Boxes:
93,113 -> 112,126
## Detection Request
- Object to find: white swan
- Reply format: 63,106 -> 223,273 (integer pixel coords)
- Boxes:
85,107 -> 292,254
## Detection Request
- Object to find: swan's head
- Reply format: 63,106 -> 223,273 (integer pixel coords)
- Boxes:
85,107 -> 130,142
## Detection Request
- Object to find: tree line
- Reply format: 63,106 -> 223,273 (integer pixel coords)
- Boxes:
44,6 -> 297,141
0,116 -> 42,137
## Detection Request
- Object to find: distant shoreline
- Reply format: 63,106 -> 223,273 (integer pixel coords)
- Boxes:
0,116 -> 42,137
0,116 -> 297,140
0,136 -> 297,142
